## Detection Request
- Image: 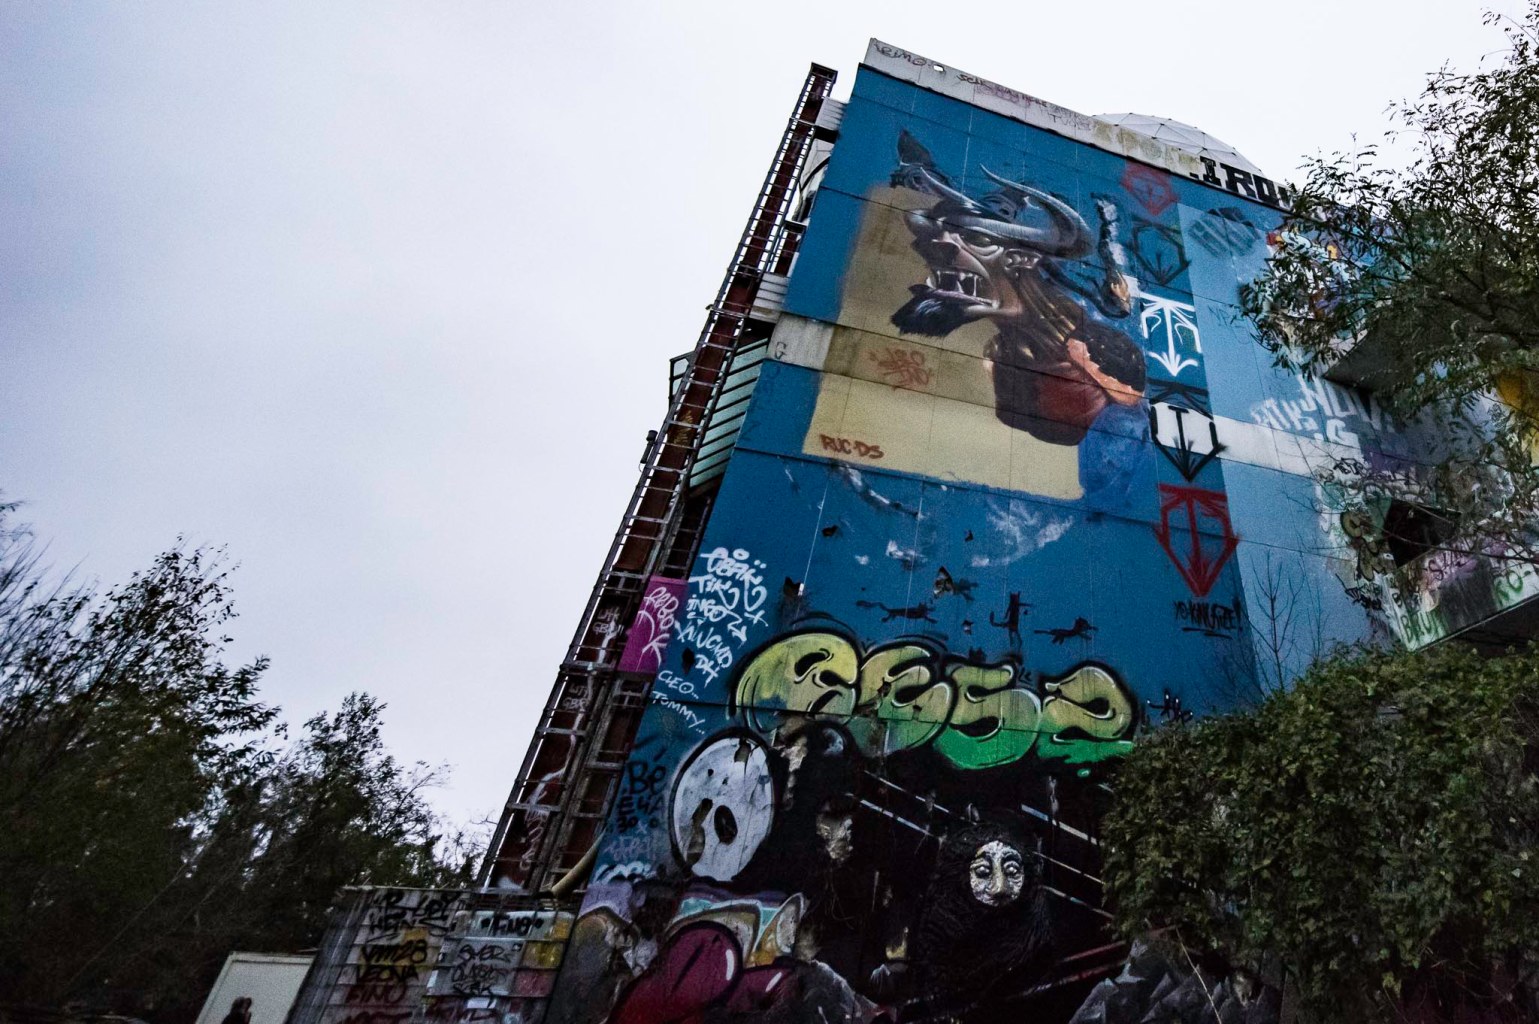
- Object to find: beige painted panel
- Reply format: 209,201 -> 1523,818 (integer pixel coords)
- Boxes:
801,370 -> 1080,498
835,187 -> 1000,357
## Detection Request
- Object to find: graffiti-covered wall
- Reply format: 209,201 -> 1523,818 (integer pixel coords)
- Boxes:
287,888 -> 576,1024
540,41 -> 1398,1024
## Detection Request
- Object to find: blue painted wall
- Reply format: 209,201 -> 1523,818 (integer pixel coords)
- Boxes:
544,67 -> 1388,1024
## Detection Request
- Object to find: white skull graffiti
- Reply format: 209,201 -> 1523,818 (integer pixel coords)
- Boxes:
670,734 -> 776,881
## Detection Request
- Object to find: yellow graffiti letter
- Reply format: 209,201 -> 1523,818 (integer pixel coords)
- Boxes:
733,633 -> 859,734
1038,664 -> 1136,764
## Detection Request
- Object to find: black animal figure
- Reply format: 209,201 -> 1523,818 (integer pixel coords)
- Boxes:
989,592 -> 1032,646
1035,616 -> 1097,644
857,600 -> 938,624
932,566 -> 977,602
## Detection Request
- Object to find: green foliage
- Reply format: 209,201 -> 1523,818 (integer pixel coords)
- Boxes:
1244,5 -> 1539,405
1195,18 -> 1539,1008
239,694 -> 477,953
1240,3 -> 1539,594
0,513 -> 476,1020
1104,643 -> 1539,1019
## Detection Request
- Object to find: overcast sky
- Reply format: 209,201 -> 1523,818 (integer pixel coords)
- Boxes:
0,0 -> 1523,828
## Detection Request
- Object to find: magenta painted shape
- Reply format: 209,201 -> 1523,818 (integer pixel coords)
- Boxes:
617,576 -> 687,674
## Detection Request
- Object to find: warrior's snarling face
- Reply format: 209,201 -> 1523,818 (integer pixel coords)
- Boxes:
888,131 -> 1146,446
892,190 -> 1091,340
894,212 -> 1027,336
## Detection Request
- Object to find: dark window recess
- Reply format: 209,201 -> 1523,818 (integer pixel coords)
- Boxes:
1382,500 -> 1459,567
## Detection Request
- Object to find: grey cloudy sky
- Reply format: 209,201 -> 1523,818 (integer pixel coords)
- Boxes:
0,0 -> 1522,827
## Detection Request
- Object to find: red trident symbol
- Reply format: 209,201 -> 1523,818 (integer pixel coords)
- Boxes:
1154,485 -> 1238,598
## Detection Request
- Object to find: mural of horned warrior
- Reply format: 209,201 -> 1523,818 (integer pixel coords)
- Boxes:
890,130 -> 1147,448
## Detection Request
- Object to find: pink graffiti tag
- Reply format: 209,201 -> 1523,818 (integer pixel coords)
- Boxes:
618,576 -> 687,674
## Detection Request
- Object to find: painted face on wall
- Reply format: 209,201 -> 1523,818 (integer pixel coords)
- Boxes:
887,132 -> 1147,447
968,839 -> 1026,907
891,211 -> 1039,337
670,734 -> 776,881
815,802 -> 855,865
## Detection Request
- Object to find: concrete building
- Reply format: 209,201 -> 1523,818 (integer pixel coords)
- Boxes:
289,39 -> 1539,1024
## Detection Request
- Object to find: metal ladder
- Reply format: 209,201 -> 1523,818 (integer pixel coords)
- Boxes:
481,62 -> 838,893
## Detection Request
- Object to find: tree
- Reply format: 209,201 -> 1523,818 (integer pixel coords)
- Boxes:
233,694 -> 477,955
1104,643 -> 1539,1021
1105,18 -> 1539,1011
1241,3 -> 1539,607
120,694 -> 478,1023
0,510 -> 475,1021
0,519 -> 277,1010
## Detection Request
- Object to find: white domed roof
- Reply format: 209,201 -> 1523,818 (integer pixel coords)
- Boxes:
1095,113 -> 1265,177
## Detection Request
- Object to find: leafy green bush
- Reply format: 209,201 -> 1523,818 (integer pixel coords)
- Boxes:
1105,643 -> 1539,1019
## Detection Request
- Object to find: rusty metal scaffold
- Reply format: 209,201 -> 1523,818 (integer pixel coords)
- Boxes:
481,62 -> 839,894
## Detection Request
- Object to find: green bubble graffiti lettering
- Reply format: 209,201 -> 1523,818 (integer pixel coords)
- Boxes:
732,632 -> 858,734
931,662 -> 1041,770
730,631 -> 1138,769
865,644 -> 952,755
1038,664 -> 1137,764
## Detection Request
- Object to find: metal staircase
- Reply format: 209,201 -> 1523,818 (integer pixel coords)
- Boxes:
481,62 -> 839,893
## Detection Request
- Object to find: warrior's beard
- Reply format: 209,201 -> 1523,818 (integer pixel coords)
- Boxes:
891,286 -> 973,338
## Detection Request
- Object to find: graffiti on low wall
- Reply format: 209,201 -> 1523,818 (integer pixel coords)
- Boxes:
309,889 -> 468,1024
431,908 -> 574,1003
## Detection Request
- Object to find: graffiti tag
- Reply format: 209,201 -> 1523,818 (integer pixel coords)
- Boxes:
650,691 -> 707,734
868,346 -> 933,389
678,547 -> 769,685
1250,377 -> 1382,447
618,576 -> 686,675
819,434 -> 885,459
731,631 -> 1138,769
1173,597 -> 1241,638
